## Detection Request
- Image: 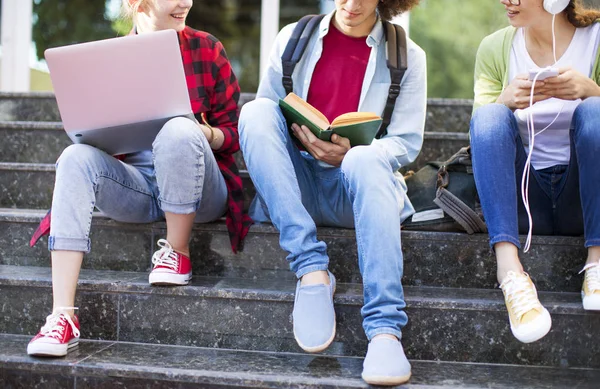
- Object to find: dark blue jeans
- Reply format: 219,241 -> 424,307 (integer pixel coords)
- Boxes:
470,98 -> 600,249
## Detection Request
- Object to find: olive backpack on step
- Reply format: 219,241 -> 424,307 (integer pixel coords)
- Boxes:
402,146 -> 486,234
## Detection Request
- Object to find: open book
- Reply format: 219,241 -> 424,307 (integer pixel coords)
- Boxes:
279,93 -> 382,147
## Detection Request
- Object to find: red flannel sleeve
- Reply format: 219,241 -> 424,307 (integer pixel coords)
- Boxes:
205,40 -> 240,155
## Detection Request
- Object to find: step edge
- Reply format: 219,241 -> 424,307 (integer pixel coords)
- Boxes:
0,207 -> 586,247
0,265 -> 587,313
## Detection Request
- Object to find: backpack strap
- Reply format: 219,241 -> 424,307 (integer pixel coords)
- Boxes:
281,14 -> 325,95
432,147 -> 487,234
376,21 -> 408,139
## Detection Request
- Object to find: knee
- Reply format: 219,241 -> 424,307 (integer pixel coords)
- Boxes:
239,98 -> 283,139
341,146 -> 389,184
470,103 -> 515,145
573,97 -> 600,141
56,144 -> 104,173
154,117 -> 205,152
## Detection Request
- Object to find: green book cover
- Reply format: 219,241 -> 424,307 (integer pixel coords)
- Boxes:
279,98 -> 382,147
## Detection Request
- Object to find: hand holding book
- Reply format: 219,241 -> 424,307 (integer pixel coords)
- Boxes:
279,93 -> 383,147
291,123 -> 350,167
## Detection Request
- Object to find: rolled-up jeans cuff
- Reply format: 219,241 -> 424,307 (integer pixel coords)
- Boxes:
366,327 -> 403,342
49,236 -> 91,253
159,199 -> 197,215
295,263 -> 329,279
489,234 -> 521,252
585,238 -> 600,248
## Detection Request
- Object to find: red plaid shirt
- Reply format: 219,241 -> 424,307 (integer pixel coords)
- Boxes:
177,26 -> 252,252
31,26 -> 252,253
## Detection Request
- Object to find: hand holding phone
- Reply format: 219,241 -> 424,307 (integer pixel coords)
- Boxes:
528,67 -> 559,81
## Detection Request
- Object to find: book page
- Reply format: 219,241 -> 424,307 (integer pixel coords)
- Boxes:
331,112 -> 381,127
283,93 -> 330,130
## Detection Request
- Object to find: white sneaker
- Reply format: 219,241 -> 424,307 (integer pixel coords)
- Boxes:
499,272 -> 551,343
579,260 -> 600,310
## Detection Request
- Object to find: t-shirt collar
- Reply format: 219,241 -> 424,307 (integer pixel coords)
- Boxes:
318,9 -> 384,47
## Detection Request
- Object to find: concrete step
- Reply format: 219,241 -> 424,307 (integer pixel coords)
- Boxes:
0,121 -> 469,173
0,208 -> 588,292
1,265 -> 599,368
2,334 -> 598,389
0,92 -> 473,133
0,162 -> 256,210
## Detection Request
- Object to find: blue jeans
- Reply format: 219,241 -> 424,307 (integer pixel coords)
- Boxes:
470,99 -> 600,249
49,117 -> 228,252
239,98 -> 409,340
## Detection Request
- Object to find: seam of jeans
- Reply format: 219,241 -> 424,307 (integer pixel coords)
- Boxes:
305,161 -> 326,225
339,168 -> 371,300
193,142 -> 206,202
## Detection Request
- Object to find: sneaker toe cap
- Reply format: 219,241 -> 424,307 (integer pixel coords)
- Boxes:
362,339 -> 411,384
512,308 -> 552,343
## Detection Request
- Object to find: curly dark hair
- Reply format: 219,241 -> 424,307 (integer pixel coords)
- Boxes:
378,0 -> 421,22
565,0 -> 600,28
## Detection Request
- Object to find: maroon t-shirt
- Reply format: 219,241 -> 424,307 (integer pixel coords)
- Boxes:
306,22 -> 372,122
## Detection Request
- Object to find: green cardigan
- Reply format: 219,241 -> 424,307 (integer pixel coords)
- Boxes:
472,24 -> 600,112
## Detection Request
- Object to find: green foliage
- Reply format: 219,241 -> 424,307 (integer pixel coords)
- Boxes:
33,0 -> 116,60
112,17 -> 133,37
185,0 -> 261,92
410,0 -> 509,99
185,0 -> 318,94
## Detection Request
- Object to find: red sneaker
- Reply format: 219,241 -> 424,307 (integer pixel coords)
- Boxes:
27,309 -> 80,357
149,239 -> 192,285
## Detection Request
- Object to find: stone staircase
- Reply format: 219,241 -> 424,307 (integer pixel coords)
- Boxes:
0,92 -> 598,388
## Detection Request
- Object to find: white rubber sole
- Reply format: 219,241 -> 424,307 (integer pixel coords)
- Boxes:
582,291 -> 600,310
510,307 -> 552,343
361,372 -> 412,386
27,337 -> 79,357
149,271 -> 192,286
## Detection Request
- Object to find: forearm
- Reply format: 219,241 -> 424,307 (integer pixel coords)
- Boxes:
207,126 -> 225,150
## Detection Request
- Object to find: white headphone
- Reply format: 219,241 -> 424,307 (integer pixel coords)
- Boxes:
543,0 -> 570,15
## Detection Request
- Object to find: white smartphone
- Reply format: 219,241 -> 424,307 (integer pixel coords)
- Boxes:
529,67 -> 559,81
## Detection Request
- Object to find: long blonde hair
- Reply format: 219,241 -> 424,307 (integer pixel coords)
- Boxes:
121,0 -> 151,22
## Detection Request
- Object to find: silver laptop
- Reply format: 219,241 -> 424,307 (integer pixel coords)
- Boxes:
45,29 -> 194,155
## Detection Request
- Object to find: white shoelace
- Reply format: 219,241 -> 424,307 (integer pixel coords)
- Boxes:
152,239 -> 179,271
40,307 -> 80,339
580,260 -> 600,292
499,272 -> 540,320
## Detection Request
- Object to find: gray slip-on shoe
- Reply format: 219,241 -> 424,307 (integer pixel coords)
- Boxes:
362,337 -> 412,386
292,271 -> 336,353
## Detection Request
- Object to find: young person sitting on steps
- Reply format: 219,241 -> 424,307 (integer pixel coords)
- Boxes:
239,0 -> 425,385
470,0 -> 600,344
27,0 -> 251,357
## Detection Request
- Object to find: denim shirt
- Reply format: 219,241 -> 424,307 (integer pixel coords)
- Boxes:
256,11 -> 427,172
